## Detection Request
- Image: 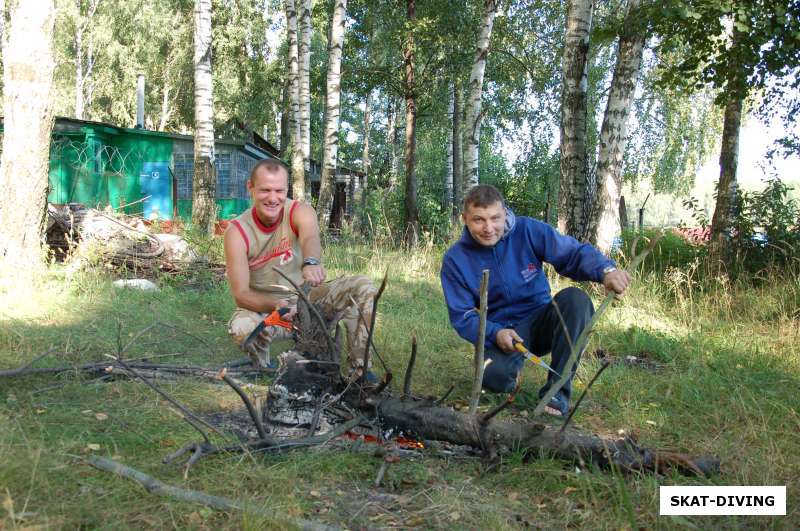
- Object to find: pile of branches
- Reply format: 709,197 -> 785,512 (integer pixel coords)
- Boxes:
45,203 -> 223,278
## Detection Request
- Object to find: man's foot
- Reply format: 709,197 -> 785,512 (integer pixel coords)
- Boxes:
542,394 -> 569,417
544,404 -> 563,417
247,343 -> 278,370
348,366 -> 380,384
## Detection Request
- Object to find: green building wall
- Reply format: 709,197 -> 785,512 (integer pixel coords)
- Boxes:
47,124 -> 174,217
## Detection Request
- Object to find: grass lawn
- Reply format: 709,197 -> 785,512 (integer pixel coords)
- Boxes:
1,237 -> 798,529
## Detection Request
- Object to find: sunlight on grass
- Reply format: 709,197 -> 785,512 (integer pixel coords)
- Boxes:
2,239 -> 799,528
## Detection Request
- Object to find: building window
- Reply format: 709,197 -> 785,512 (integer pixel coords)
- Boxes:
174,153 -> 193,200
174,151 -> 261,201
216,153 -> 233,199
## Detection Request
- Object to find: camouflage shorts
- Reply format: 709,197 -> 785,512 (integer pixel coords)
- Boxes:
228,275 -> 377,370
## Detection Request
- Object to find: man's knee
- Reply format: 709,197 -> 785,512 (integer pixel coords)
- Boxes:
228,309 -> 263,345
481,354 -> 522,393
324,275 -> 377,309
554,286 -> 594,317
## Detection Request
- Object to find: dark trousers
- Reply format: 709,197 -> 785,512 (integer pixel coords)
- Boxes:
482,287 -> 594,403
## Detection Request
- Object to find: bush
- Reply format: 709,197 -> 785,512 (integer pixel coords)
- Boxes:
617,227 -> 705,273
728,177 -> 800,273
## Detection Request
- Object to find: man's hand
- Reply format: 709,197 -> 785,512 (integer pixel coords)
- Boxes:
302,264 -> 326,286
495,328 -> 523,352
602,269 -> 632,296
275,299 -> 298,321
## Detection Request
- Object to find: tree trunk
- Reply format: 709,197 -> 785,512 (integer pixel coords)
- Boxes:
191,0 -> 216,234
557,0 -> 593,239
586,0 -> 645,253
452,82 -> 463,219
710,96 -> 742,246
73,0 -> 99,120
316,0 -> 347,229
360,89 -> 372,213
462,0 -> 497,189
159,82 -> 172,131
445,82 -> 454,215
285,0 -> 305,199
403,0 -> 418,244
279,74 -> 290,158
386,98 -> 399,189
0,0 -> 57,272
74,7 -> 84,119
299,0 -> 312,180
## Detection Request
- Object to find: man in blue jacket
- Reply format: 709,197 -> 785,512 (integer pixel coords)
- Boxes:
440,185 -> 631,416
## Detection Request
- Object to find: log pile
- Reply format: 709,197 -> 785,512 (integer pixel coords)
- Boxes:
45,203 -> 223,278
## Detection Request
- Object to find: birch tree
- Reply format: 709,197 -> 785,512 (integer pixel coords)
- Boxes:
652,0 -> 800,256
192,0 -> 216,234
285,0 -> 305,198
73,0 -> 100,120
316,0 -> 347,228
586,0 -> 645,252
557,0 -> 593,238
463,0 -> 497,188
0,0 -> 57,271
361,89 -> 372,208
403,0 -> 418,242
299,0 -> 312,179
444,81 -> 454,214
452,82 -> 463,218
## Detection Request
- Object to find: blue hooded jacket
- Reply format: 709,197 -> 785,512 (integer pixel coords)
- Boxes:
440,209 -> 615,349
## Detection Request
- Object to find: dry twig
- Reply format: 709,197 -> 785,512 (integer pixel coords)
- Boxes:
402,336 -> 417,400
361,271 -> 389,379
469,270 -> 490,415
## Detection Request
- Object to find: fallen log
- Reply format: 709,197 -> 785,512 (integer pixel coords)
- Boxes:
372,396 -> 719,476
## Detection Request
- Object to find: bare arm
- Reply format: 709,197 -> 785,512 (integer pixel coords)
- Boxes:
224,226 -> 285,313
292,202 -> 326,286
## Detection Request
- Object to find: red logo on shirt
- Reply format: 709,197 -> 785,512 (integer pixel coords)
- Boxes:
249,237 -> 294,270
521,263 -> 539,282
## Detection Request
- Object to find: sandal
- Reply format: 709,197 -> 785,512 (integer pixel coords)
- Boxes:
544,394 -> 569,417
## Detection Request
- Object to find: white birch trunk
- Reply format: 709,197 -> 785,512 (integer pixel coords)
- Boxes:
463,0 -> 497,189
192,0 -> 217,234
299,0 -> 312,177
557,0 -> 593,238
587,0 -> 645,253
159,82 -> 172,131
317,0 -> 347,228
445,81 -> 454,213
74,11 -> 84,119
452,83 -> 463,218
73,0 -> 99,120
710,28 -> 744,254
361,90 -> 372,197
285,0 -> 305,199
0,0 -> 57,271
386,98 -> 398,188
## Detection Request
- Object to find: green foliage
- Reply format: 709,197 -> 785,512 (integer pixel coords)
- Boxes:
626,180 -> 800,279
652,0 -> 800,105
727,177 -> 800,273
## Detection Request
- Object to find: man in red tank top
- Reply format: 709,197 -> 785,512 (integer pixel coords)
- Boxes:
224,159 -> 378,378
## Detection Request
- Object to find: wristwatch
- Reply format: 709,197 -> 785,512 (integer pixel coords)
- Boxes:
602,266 -> 617,276
302,257 -> 321,268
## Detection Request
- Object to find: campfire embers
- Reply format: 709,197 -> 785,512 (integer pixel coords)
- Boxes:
263,351 -> 340,438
